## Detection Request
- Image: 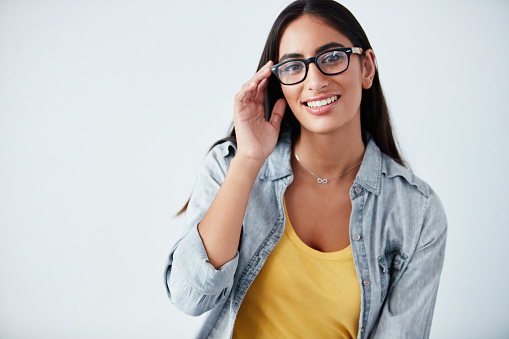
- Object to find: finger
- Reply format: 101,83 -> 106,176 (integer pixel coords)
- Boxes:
234,61 -> 274,113
243,81 -> 257,102
238,61 -> 273,98
255,78 -> 269,103
269,98 -> 287,129
245,62 -> 273,88
259,60 -> 273,71
234,82 -> 256,112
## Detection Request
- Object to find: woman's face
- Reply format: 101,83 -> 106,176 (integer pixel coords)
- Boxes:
278,14 -> 375,137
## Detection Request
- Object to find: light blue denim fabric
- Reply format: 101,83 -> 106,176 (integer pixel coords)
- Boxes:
165,130 -> 447,339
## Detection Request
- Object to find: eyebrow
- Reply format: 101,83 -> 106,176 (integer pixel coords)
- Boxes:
279,42 -> 346,62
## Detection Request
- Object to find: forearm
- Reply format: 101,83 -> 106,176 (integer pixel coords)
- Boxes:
198,154 -> 264,269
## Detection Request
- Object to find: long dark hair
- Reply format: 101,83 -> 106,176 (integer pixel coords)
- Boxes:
177,0 -> 405,215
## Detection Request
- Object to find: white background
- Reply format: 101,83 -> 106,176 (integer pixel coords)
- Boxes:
1,0 -> 508,338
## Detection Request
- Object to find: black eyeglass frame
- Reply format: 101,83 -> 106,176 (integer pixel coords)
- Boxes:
270,47 -> 364,85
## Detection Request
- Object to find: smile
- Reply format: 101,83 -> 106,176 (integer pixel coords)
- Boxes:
305,95 -> 339,108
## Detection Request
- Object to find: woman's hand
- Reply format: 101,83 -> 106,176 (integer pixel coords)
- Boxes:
233,61 -> 287,165
195,62 -> 286,269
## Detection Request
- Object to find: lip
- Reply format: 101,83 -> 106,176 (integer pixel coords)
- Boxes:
302,93 -> 340,116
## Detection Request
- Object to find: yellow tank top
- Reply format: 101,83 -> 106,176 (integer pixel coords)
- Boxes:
233,201 -> 361,338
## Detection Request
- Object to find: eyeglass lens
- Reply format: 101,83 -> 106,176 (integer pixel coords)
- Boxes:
276,50 -> 349,85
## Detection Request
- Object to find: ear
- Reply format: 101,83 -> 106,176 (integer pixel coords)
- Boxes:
362,49 -> 376,89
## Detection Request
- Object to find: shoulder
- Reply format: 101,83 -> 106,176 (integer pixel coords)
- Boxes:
359,138 -> 446,225
199,139 -> 238,178
357,139 -> 433,199
208,139 -> 237,161
379,149 -> 447,231
380,152 -> 431,197
201,132 -> 292,183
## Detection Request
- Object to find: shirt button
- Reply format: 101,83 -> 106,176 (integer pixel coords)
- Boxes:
353,234 -> 361,241
361,328 -> 365,332
355,187 -> 362,193
364,280 -> 369,286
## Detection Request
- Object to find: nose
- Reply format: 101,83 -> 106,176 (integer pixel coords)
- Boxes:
305,62 -> 328,91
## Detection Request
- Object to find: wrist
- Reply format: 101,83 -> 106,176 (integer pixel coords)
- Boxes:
230,154 -> 265,178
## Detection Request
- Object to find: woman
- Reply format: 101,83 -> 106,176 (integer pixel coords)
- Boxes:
165,1 -> 447,338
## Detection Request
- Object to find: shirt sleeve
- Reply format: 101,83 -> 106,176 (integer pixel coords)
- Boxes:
165,142 -> 240,316
370,190 -> 447,338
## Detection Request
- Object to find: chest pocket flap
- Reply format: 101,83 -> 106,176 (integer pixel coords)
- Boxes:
377,249 -> 408,302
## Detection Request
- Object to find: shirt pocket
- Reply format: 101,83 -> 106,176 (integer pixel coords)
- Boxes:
377,249 -> 408,302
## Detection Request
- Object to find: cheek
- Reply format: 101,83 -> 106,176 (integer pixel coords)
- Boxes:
281,86 -> 302,111
341,76 -> 363,104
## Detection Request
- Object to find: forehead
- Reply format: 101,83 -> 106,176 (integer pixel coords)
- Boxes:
279,14 -> 352,56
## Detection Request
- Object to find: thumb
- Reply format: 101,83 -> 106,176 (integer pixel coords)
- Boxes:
269,98 -> 287,130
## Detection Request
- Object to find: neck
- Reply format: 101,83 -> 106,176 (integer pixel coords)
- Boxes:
293,126 -> 365,179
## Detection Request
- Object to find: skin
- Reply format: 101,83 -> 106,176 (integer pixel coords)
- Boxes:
281,14 -> 376,252
198,14 -> 376,268
197,62 -> 287,269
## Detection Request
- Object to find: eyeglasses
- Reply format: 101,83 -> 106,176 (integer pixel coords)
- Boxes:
270,47 -> 363,85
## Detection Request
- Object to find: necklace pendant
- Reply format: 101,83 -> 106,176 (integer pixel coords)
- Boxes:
317,178 -> 328,184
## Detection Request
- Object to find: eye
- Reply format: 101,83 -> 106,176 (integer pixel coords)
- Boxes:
279,61 -> 305,74
320,51 -> 346,64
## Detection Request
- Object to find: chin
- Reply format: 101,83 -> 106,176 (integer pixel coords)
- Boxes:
296,110 -> 360,137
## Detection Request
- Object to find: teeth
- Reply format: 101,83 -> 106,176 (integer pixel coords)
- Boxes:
306,95 -> 338,108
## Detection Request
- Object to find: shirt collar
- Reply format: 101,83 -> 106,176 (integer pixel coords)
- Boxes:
354,138 -> 382,195
259,130 -> 384,196
259,129 -> 293,181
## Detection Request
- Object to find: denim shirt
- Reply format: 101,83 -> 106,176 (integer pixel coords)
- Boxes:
165,131 -> 447,339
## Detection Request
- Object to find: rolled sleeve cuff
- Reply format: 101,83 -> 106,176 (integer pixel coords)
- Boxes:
172,225 -> 239,296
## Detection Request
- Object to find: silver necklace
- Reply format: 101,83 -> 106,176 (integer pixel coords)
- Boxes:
294,153 -> 362,184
